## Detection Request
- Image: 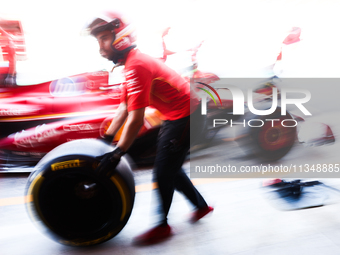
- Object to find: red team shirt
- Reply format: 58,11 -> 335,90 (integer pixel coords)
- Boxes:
121,49 -> 200,120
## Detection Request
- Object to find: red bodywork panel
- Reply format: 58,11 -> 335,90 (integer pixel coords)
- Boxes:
0,70 -> 163,155
0,71 -> 120,121
0,20 -> 26,61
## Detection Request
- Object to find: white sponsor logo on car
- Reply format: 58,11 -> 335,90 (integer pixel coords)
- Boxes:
63,124 -> 93,132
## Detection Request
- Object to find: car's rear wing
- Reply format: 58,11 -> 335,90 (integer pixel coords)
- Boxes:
0,19 -> 27,61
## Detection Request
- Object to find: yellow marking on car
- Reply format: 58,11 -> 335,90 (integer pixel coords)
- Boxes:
0,92 -> 12,98
145,115 -> 163,127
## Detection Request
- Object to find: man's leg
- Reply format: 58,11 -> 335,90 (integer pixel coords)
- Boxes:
133,119 -> 188,245
174,168 -> 208,209
155,114 -> 209,222
134,113 -> 212,244
154,118 -> 190,224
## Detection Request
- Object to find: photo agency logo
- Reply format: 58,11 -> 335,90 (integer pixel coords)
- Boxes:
197,81 -> 312,128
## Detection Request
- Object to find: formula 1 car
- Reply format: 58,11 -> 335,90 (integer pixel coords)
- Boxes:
203,76 -> 335,161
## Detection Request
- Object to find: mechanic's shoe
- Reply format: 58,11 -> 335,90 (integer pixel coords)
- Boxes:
133,223 -> 173,245
190,206 -> 214,223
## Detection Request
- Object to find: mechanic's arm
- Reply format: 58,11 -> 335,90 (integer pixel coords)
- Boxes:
105,102 -> 128,137
95,107 -> 144,176
116,107 -> 145,152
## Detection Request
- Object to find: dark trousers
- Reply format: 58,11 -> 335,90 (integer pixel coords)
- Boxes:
154,108 -> 207,224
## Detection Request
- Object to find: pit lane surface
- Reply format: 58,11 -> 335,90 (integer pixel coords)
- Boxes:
2,125 -> 340,255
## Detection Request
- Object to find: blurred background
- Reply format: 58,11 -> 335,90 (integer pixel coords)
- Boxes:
1,0 -> 340,83
1,0 -> 340,254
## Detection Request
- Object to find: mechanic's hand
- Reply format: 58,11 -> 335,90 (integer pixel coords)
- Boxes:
4,75 -> 16,87
95,147 -> 125,177
98,134 -> 115,144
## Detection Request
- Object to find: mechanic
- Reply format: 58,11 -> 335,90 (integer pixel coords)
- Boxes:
0,26 -> 17,87
87,11 -> 213,245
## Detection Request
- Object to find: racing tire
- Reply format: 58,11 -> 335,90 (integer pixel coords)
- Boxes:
26,139 -> 135,246
240,109 -> 297,161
